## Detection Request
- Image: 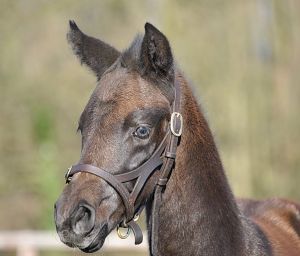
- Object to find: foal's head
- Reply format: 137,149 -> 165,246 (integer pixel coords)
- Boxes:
54,21 -> 176,252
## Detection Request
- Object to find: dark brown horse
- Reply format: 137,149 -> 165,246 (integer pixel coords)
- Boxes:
54,21 -> 300,255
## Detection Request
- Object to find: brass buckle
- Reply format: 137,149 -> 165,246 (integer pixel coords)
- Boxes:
170,112 -> 183,136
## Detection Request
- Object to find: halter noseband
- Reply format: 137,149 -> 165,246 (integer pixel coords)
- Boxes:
64,79 -> 182,247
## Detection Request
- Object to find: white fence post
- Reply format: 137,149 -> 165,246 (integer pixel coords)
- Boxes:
0,230 -> 148,255
17,246 -> 38,256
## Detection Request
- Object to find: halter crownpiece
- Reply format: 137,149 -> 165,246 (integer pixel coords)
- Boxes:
64,79 -> 182,247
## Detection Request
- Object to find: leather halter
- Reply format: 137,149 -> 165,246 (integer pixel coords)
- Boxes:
65,79 -> 182,250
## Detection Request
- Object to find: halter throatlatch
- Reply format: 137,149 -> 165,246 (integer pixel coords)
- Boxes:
65,79 -> 182,246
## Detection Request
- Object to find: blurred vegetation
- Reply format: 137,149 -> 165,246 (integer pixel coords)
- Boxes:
0,0 -> 299,239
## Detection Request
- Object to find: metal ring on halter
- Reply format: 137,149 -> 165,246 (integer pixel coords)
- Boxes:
117,213 -> 139,239
133,214 -> 140,222
117,225 -> 131,239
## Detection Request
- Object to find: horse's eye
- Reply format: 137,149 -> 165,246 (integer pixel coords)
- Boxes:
134,126 -> 151,139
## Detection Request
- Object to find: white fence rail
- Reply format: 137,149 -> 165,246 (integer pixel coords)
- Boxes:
0,230 -> 148,256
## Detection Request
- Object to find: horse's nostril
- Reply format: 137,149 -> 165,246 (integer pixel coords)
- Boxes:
72,204 -> 95,235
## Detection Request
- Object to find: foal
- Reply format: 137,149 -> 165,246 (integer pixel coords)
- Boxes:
55,21 -> 300,255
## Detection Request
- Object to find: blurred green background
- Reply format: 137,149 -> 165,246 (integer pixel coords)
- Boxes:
0,0 -> 299,254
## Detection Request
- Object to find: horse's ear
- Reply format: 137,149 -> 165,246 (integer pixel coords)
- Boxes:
140,23 -> 174,82
67,20 -> 120,80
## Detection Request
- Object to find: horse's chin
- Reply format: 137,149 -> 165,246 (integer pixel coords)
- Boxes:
80,238 -> 105,253
79,223 -> 108,253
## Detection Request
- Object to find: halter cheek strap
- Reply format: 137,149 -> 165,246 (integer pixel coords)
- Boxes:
65,79 -> 182,249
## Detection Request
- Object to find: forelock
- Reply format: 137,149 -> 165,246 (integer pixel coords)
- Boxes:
119,34 -> 174,103
120,34 -> 143,71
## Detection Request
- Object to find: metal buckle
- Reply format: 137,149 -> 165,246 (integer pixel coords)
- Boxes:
65,166 -> 72,183
170,112 -> 183,136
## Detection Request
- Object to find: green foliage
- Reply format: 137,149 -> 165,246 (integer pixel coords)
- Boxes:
0,0 -> 299,232
32,106 -> 54,144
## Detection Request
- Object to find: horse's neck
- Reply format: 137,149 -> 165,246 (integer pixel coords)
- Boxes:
147,76 -> 266,256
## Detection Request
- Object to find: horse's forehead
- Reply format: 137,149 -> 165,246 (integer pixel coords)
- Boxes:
94,69 -> 166,107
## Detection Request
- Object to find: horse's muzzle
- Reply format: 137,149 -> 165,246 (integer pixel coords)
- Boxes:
54,200 -> 96,247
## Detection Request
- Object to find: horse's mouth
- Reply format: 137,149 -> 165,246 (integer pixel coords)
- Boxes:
80,223 -> 108,253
